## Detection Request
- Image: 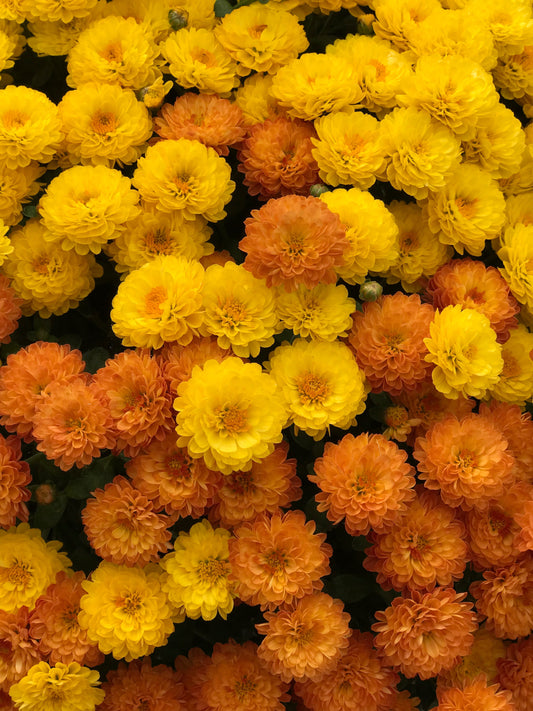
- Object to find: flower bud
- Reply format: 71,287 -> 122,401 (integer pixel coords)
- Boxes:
359,281 -> 383,302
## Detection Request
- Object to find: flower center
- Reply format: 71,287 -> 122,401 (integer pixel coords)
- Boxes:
167,451 -> 192,478
284,232 -> 306,258
61,606 -> 80,630
144,285 -> 167,317
502,352 -> 521,379
227,470 -> 254,495
296,371 -> 329,405
219,298 -> 248,328
2,110 -> 27,129
3,561 -> 32,588
249,23 -> 267,39
90,110 -> 117,135
400,232 -> 418,254
368,58 -> 387,81
173,174 -> 193,197
489,508 -> 512,535
234,676 -> 256,702
454,448 -> 477,473
191,48 -> 216,67
264,549 -> 288,574
101,42 -> 123,63
385,333 -> 404,354
33,255 -> 51,275
197,558 -> 230,584
119,591 -> 142,616
214,404 -> 249,434
145,228 -> 173,255
352,469 -> 376,496
455,197 -> 477,219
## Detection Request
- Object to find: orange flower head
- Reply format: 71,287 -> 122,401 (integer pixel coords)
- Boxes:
294,629 -> 400,711
438,624 -> 507,690
256,592 -> 351,683
29,571 -> 103,667
237,116 -> 319,200
99,658 -> 186,711
413,413 -> 516,510
497,636 -> 533,711
0,607 -> 42,694
0,276 -> 21,345
228,510 -> 332,611
364,488 -> 469,592
310,432 -> 416,536
240,195 -> 348,291
387,690 -> 422,711
514,495 -> 533,553
126,431 -> 222,520
435,677 -> 515,711
426,259 -> 520,343
373,587 -> 478,679
478,401 -> 533,484
0,435 -> 30,528
154,92 -> 246,156
347,293 -> 435,396
0,341 -> 85,440
82,475 -> 172,566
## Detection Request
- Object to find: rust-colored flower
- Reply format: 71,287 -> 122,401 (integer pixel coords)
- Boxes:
0,607 -> 42,693
478,401 -> 533,484
0,275 -> 21,345
0,435 -> 30,528
240,195 -> 348,291
228,510 -> 332,611
435,677 -> 514,711
310,432 -> 416,536
497,636 -> 533,711
438,624 -> 507,691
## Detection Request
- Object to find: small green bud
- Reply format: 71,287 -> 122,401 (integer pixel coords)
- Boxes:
359,281 -> 383,302
168,9 -> 188,31
35,483 -> 55,505
309,183 -> 330,198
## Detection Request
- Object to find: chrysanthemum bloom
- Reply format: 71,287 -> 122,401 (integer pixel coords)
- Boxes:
133,138 -> 235,221
234,72 -> 283,126
0,21 -> 23,74
373,587 -> 477,679
311,432 -> 416,536
229,510 -> 331,610
99,658 -> 186,711
27,12 -> 102,56
0,161 -> 43,227
0,85 -> 63,169
371,0 -> 441,51
209,441 -> 301,528
0,523 -> 71,613
214,4 -> 308,76
275,283 -> 354,341
0,607 -> 42,693
0,276 -> 21,345
160,519 -> 235,621
67,16 -> 161,89
154,92 -> 246,157
294,629 -> 399,711
499,141 -> 533,197
505,191 -> 533,228
498,224 -> 533,316
497,636 -> 533,711
240,195 -> 348,291
175,357 -> 287,475
426,164 -> 506,256
438,624 -> 507,690
320,187 -> 399,284
0,435 -> 30,528
111,255 -> 205,350
494,44 -> 533,101
237,116 -> 319,200
382,405 -> 421,443
256,592 -> 350,683
414,413 -> 515,510
426,259 -> 519,343
162,26 -> 240,95
267,339 -> 368,440
201,261 -> 279,358
158,335 -> 231,398
58,83 -> 153,167
271,52 -> 363,121
78,561 -> 174,661
424,305 -> 503,399
348,293 -> 434,397
478,401 -> 533,484
3,219 -> 102,318
436,677 -> 515,711
126,431 -> 222,520
489,325 -> 533,404
467,0 -> 533,55
24,0 -> 99,22
101,0 -> 177,44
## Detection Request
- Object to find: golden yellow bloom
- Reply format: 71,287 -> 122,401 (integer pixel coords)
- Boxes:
0,218 -> 11,266
25,0 -> 99,22
467,0 -> 533,55
102,0 -> 173,43
234,73 -> 283,126
498,223 -> 533,316
500,142 -> 533,197
9,662 -> 104,711
0,0 -> 30,23
27,12 -> 102,56
111,255 -> 204,349
133,138 -> 235,221
372,0 -> 442,51
0,21 -> 23,72
175,357 -> 287,475
214,4 -> 308,76
494,45 -> 533,101
139,76 -> 173,109
506,191 -> 533,228
275,283 -> 355,341
424,305 -> 503,399
267,339 -> 368,440
489,325 -> 533,406
161,519 -> 235,621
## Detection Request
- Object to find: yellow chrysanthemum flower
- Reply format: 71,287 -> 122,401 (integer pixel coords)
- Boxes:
275,283 -> 355,341
489,324 -> 533,405
505,192 -> 533,228
0,85 -> 63,169
111,255 -> 204,349
0,161 -> 43,226
78,562 -> 174,661
320,188 -> 399,284
234,72 -> 283,125
67,15 -> 161,90
0,21 -> 23,72
161,519 -> 235,622
3,219 -> 102,317
498,223 -> 533,315
132,138 -> 235,221
214,4 -> 308,76
312,110 -> 386,189
426,164 -> 506,256
424,305 -> 503,399
467,0 -> 533,56
174,357 -> 287,475
58,83 -> 153,167
162,26 -> 240,96
494,45 -> 533,102
271,52 -> 363,121
378,106 -> 462,199
27,12 -> 102,56
39,165 -> 140,255
499,141 -> 533,197
372,0 -> 442,51
25,0 -> 99,22
102,0 -> 173,44
267,339 -> 368,441
9,662 -> 104,711
201,261 -> 279,358
0,217 -> 11,266
0,523 -> 71,613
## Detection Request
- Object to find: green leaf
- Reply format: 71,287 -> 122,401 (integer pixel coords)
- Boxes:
324,574 -> 375,604
32,492 -> 67,530
304,496 -> 335,531
214,0 -> 233,16
64,456 -> 117,500
22,205 -> 38,219
351,535 -> 369,552
83,347 -> 110,374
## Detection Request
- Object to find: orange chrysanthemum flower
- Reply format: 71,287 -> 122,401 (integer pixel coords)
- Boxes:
364,489 -> 469,592
0,276 -> 21,345
347,293 -> 434,396
256,592 -> 351,683
228,510 -> 332,611
29,571 -> 103,667
99,659 -> 186,711
310,432 -> 416,536
92,350 -> 173,457
0,607 -> 42,693
154,92 -> 246,156
435,677 -> 515,711
240,195 -> 348,291
514,497 -> 533,552
237,116 -> 319,200
438,624 -> 507,690
470,553 -> 533,639
294,629 -> 400,711
373,587 -> 477,680
425,259 -> 520,343
478,401 -> 533,484
0,435 -> 30,528
497,636 -> 533,711
413,414 -> 516,510
0,341 -> 85,441
82,475 -> 172,566
126,431 -> 222,520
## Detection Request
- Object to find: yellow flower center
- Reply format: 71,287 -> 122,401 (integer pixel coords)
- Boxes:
501,352 -> 521,379
2,110 -> 27,129
368,59 -> 387,81
296,371 -> 330,405
214,404 -> 249,434
249,23 -> 267,39
33,255 -> 51,275
173,174 -> 195,198
3,560 -> 32,588
145,228 -> 174,255
118,591 -> 143,616
101,42 -> 123,63
264,549 -> 288,574
234,676 -> 256,702
385,406 -> 409,428
191,48 -> 216,67
384,333 -> 404,354
400,232 -> 418,255
197,558 -> 230,584
352,469 -> 376,496
454,448 -> 477,473
90,110 -> 117,135
284,232 -> 306,258
144,285 -> 168,318
455,197 -> 477,220
219,297 -> 248,328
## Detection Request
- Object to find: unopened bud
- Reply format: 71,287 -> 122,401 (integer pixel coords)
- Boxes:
309,183 -> 330,198
359,281 -> 383,302
168,9 -> 188,31
35,483 -> 55,505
